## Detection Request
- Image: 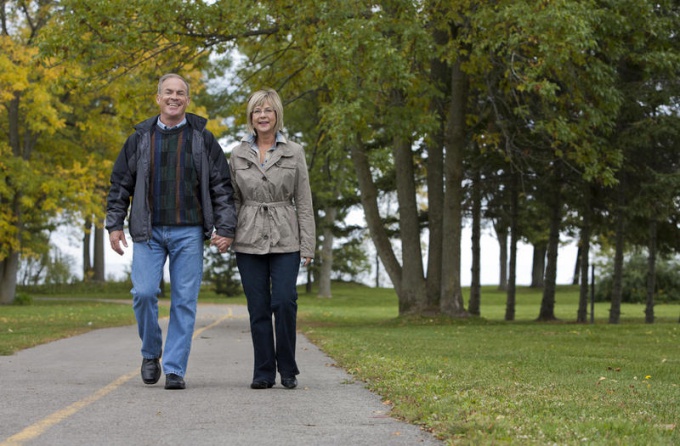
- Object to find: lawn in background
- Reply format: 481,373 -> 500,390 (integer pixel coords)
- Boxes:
298,283 -> 679,445
0,299 -> 139,355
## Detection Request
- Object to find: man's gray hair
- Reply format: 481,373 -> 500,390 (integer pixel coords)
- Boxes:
157,73 -> 190,98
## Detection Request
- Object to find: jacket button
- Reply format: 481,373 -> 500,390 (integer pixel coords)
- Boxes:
263,235 -> 269,240
261,176 -> 267,181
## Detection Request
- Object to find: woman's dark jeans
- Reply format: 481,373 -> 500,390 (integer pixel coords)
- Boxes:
236,251 -> 301,384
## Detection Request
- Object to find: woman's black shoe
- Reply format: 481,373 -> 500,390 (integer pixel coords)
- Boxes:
250,381 -> 274,389
281,377 -> 298,389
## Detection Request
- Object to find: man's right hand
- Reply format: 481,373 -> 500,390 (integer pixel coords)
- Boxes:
109,230 -> 128,256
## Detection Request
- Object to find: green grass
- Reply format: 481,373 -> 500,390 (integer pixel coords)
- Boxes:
297,283 -> 680,445
0,299 -> 142,355
2,281 -> 678,444
0,284 -> 240,355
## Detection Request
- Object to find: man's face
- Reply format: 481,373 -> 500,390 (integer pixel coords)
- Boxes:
156,77 -> 189,124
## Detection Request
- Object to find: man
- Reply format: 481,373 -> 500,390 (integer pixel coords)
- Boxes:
106,73 -> 236,390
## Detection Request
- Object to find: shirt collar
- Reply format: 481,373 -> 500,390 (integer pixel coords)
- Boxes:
242,131 -> 287,148
157,116 -> 187,130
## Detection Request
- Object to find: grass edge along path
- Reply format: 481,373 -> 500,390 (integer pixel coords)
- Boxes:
297,283 -> 680,446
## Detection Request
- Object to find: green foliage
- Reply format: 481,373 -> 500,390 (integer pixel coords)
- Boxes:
468,0 -> 625,184
8,0 -> 680,317
12,292 -> 33,306
330,237 -> 371,282
43,248 -> 76,286
202,248 -> 242,297
595,253 -> 680,303
18,243 -> 79,287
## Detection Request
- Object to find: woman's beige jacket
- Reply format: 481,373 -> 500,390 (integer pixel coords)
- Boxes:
229,134 -> 315,258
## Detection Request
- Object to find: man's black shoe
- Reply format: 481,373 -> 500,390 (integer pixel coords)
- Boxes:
141,358 -> 161,385
165,373 -> 186,390
281,377 -> 298,389
250,381 -> 274,389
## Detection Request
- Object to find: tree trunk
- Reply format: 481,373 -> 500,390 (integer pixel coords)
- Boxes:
440,58 -> 467,317
305,267 -> 313,294
577,185 -> 592,323
537,166 -> 562,322
425,25 -> 448,311
93,223 -> 105,282
392,123 -> 427,314
577,214 -> 591,323
468,163 -> 481,316
645,219 -> 657,324
375,252 -> 380,288
505,170 -> 519,321
2,94 -> 23,304
609,183 -> 626,324
83,218 -> 93,280
530,244 -> 546,288
317,206 -> 337,298
495,222 -> 508,291
9,94 -> 21,156
350,137 -> 403,298
0,250 -> 20,304
572,246 -> 581,285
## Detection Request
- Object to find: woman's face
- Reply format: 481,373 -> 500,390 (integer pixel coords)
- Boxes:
251,100 -> 277,136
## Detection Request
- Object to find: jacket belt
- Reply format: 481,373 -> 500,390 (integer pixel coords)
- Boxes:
242,200 -> 293,209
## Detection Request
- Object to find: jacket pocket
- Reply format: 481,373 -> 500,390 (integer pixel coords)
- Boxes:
271,157 -> 297,196
232,156 -> 254,171
272,207 -> 299,250
235,206 -> 263,248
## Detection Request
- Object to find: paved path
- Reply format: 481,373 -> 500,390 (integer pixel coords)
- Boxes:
0,304 -> 441,446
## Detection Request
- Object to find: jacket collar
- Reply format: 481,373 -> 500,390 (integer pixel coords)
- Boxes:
235,133 -> 293,168
135,113 -> 207,133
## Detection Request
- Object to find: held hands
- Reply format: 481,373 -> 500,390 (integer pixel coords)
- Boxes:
211,233 -> 233,253
110,230 -> 233,255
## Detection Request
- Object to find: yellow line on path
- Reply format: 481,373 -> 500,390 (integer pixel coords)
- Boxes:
194,307 -> 234,338
1,370 -> 139,446
0,308 -> 234,446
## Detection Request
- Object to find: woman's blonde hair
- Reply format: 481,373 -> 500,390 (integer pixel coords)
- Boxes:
246,89 -> 284,135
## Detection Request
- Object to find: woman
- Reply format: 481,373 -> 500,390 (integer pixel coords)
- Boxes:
229,89 -> 315,389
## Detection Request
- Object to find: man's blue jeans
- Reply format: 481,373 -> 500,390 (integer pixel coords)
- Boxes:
131,225 -> 204,377
236,252 -> 301,384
